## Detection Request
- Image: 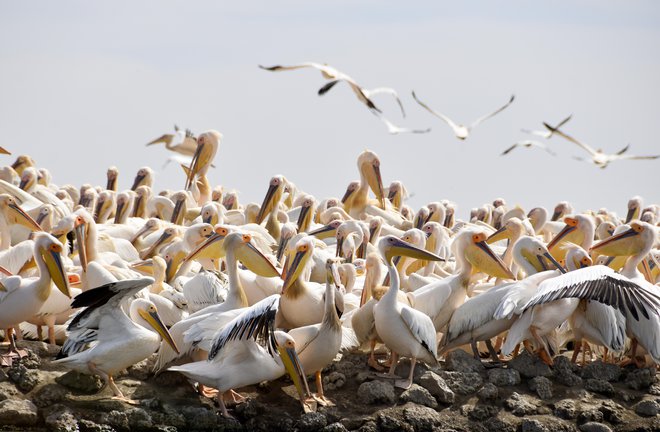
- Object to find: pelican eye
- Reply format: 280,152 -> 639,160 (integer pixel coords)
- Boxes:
632,224 -> 644,232
242,234 -> 251,242
217,228 -> 228,235
565,218 -> 578,227
298,245 -> 308,252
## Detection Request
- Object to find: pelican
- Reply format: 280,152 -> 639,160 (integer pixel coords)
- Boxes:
373,236 -> 443,388
544,123 -> 660,168
521,114 -> 572,139
547,214 -> 595,261
259,62 -> 381,112
131,167 -> 154,191
0,232 -> 69,365
55,278 -> 179,403
184,130 -> 220,200
147,125 -> 198,157
412,91 -> 514,140
501,140 -> 556,156
625,196 -> 644,224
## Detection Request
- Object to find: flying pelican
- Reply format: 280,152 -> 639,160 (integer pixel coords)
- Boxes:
0,233 -> 69,365
543,123 -> 660,168
501,140 -> 556,156
319,80 -> 406,116
373,113 -> 431,135
55,278 -> 179,403
147,125 -> 198,157
259,62 -> 381,112
373,236 -> 443,388
521,114 -> 572,139
412,91 -> 515,140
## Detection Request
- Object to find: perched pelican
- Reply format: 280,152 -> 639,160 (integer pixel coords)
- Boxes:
373,236 -> 443,388
412,91 -> 514,140
500,140 -> 556,156
0,233 -> 69,364
131,167 -> 154,191
106,166 -> 119,192
547,214 -> 595,261
544,123 -> 660,168
55,278 -> 179,403
184,130 -> 220,195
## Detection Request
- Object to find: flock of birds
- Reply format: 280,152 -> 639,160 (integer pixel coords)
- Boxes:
0,61 -> 658,419
258,62 -> 660,168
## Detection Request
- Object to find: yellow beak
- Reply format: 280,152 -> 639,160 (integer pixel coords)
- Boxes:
139,308 -> 179,354
465,241 -> 515,280
41,246 -> 70,298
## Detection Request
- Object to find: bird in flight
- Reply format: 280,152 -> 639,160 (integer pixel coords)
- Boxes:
544,123 -> 660,169
412,91 -> 515,140
373,113 -> 431,135
259,62 -> 382,113
318,80 -> 406,117
501,139 -> 556,156
147,125 -> 198,157
522,114 -> 572,139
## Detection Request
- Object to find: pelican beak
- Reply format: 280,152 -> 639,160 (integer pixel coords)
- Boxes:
130,223 -> 153,244
131,173 -> 145,191
465,235 -> 515,280
93,199 -> 104,223
8,202 -> 42,231
106,176 -> 116,191
171,198 -> 185,225
185,137 -> 215,190
130,259 -> 154,275
165,251 -> 185,283
256,183 -> 279,224
341,186 -> 354,204
369,163 -> 386,210
282,248 -> 309,293
625,207 -> 636,224
541,251 -> 567,274
308,223 -> 337,239
236,237 -> 281,278
18,176 -> 29,191
74,219 -> 88,272
277,343 -> 314,411
276,236 -> 290,264
141,230 -> 174,260
115,200 -> 125,222
551,210 -> 561,222
335,235 -> 344,258
36,210 -> 48,226
384,237 -> 444,263
296,205 -> 311,232
132,194 -> 143,217
590,226 -> 642,256
139,307 -> 179,354
183,228 -> 228,263
641,258 -> 653,283
547,218 -> 578,250
486,226 -> 508,244
40,244 -> 70,298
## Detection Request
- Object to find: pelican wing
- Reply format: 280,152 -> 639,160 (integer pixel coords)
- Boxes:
583,301 -> 626,352
500,143 -> 518,156
146,133 -> 173,146
367,87 -> 406,117
400,305 -> 437,357
259,62 -> 327,73
523,266 -> 660,321
208,294 -> 280,361
412,91 -> 461,131
616,153 -> 660,161
554,114 -> 573,129
543,123 -> 597,156
0,179 -> 48,213
469,95 -> 515,129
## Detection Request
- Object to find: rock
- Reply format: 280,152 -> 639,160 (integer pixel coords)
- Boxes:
395,358 -> 430,382
377,412 -> 413,432
634,399 -> 659,417
323,371 -> 347,390
45,405 -> 78,432
416,371 -> 455,403
508,351 -> 552,378
554,399 -> 577,420
577,408 -> 604,424
357,380 -> 396,405
234,398 -> 265,420
529,376 -> 553,400
0,399 -> 39,427
483,417 -> 518,432
14,349 -> 41,369
399,384 -> 438,408
32,383 -> 68,408
504,392 -> 539,416
0,369 -> 8,382
521,419 -> 547,432
468,404 -> 499,421
56,370 -> 104,393
598,400 -> 624,424
79,418 -> 117,432
7,362 -> 40,392
102,410 -> 129,431
297,412 -> 328,432
581,361 -> 621,382
625,367 -> 656,390
579,422 -> 613,432
358,420 -> 378,432
323,422 -> 348,432
127,407 -> 153,430
180,406 -> 219,429
488,368 -> 520,386
127,358 -> 153,381
552,356 -> 582,386
402,404 -> 444,432
444,349 -> 485,373
584,379 -> 614,396
439,371 -> 483,395
477,383 -> 499,401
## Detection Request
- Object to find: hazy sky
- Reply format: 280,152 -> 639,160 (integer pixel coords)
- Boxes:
1,1 -> 658,220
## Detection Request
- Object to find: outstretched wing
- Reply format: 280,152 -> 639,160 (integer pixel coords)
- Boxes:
469,95 -> 515,129
543,123 -> 598,156
412,91 -> 460,130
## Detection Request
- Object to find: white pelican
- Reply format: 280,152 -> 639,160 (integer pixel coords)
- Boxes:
521,114 -> 572,139
184,130 -> 221,194
412,91 -> 514,140
319,81 -> 406,117
625,196 -> 644,224
131,167 -> 154,191
544,123 -> 660,168
147,125 -> 198,157
547,214 -> 595,261
55,278 -> 179,403
0,232 -> 69,364
0,194 -> 43,274
373,236 -> 443,388
500,140 -> 556,156
259,62 -> 381,112
106,166 -> 119,192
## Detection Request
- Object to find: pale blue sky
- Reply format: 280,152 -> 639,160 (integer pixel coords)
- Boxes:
1,1 -> 658,218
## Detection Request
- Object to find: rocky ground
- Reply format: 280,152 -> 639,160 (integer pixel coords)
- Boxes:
2,341 -> 660,432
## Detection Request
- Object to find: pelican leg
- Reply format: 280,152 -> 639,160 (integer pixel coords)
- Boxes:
619,339 -> 643,367
228,389 -> 246,404
470,341 -> 480,360
530,327 -> 553,366
571,340 -> 582,364
215,392 -> 233,419
377,352 -> 399,379
1,328 -> 27,367
313,371 -> 335,406
603,348 -> 609,363
36,325 -> 44,342
45,315 -> 57,345
367,340 -> 385,371
494,336 -> 503,352
485,339 -> 502,364
395,357 -> 416,389
198,385 -> 219,398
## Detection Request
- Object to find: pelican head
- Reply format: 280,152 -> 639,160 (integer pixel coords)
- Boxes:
564,245 -> 592,271
185,130 -> 221,190
35,204 -> 54,231
341,181 -> 360,205
282,237 -> 315,292
106,166 -> 119,191
296,195 -> 316,233
131,167 -> 154,191
357,150 -> 386,209
414,206 -> 430,230
590,220 -> 656,258
308,219 -> 341,240
551,201 -> 572,222
513,236 -> 565,274
34,232 -> 70,298
201,202 -> 221,225
277,222 -> 298,263
462,231 -> 515,279
596,221 -> 616,240
547,214 -> 595,258
225,232 -> 280,277
114,191 -> 135,224
222,191 -> 238,210
94,190 -> 116,223
274,330 -> 313,410
130,218 -> 160,244
11,155 -> 35,175
487,217 -> 523,244
140,227 -> 181,261
131,299 -> 179,354
626,196 -> 643,224
19,167 -> 38,191
183,225 -> 230,263
170,191 -> 189,225
377,235 -> 443,264
256,175 -> 286,224
0,194 -> 42,231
